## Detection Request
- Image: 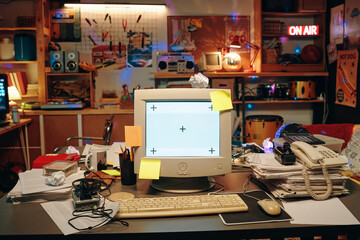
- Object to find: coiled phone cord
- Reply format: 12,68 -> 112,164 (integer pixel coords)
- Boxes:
302,160 -> 333,201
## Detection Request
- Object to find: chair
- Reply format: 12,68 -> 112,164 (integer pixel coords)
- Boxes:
54,115 -> 114,153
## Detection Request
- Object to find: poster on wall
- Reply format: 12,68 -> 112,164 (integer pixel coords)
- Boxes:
330,4 -> 344,45
335,49 -> 358,107
344,0 -> 360,49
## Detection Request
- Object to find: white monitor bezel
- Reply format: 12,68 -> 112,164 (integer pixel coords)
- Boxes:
134,88 -> 232,178
202,52 -> 222,71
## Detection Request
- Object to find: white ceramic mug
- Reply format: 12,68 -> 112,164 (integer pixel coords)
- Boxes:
85,149 -> 106,171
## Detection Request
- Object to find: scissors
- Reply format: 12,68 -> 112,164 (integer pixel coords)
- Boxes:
122,18 -> 127,32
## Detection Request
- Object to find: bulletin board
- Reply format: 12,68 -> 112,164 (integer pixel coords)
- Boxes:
167,16 -> 250,70
61,6 -> 161,70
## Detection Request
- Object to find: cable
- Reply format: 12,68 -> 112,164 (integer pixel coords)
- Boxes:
302,161 -> 332,200
242,175 -> 261,201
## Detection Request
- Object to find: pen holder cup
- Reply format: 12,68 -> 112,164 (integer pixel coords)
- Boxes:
119,153 -> 136,185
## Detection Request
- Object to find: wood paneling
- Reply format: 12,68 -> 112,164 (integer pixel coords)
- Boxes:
43,115 -> 78,153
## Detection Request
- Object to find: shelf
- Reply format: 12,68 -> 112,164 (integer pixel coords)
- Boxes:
262,12 -> 324,17
0,60 -> 37,64
46,72 -> 92,76
233,99 -> 325,104
152,71 -> 329,79
21,94 -> 39,98
0,27 -> 37,31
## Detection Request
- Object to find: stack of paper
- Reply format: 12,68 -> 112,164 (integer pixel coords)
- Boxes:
247,153 -> 349,198
7,168 -> 84,204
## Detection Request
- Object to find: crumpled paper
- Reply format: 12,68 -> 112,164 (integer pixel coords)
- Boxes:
189,73 -> 209,88
45,171 -> 66,186
65,146 -> 80,155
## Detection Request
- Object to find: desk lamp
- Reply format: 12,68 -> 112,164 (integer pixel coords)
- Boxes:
230,35 -> 259,73
8,86 -> 21,108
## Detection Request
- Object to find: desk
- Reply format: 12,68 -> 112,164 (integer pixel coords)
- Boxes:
0,119 -> 32,170
0,172 -> 359,240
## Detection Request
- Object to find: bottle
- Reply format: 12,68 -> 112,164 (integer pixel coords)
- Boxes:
0,37 -> 15,60
12,106 -> 19,123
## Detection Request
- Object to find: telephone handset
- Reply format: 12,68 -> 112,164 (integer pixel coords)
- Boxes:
291,141 -> 348,169
290,141 -> 348,201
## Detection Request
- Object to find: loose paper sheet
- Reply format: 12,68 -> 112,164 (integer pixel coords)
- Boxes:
283,197 -> 359,225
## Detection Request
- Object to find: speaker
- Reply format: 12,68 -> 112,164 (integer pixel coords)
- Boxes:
64,51 -> 79,73
50,51 -> 64,73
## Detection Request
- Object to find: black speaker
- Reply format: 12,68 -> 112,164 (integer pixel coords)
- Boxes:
64,51 -> 79,73
50,51 -> 64,73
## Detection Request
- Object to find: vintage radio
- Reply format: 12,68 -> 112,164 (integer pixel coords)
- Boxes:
157,52 -> 194,73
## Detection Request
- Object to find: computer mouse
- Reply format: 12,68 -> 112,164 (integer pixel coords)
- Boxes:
257,199 -> 281,215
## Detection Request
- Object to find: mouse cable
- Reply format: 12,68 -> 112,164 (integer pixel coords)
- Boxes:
242,175 -> 261,201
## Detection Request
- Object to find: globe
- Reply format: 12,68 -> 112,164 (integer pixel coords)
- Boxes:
223,52 -> 241,72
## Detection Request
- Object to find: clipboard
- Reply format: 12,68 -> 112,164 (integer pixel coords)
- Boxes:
210,190 -> 293,225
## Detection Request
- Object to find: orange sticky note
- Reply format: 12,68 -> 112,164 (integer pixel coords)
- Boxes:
125,126 -> 142,146
210,90 -> 233,111
139,159 -> 161,179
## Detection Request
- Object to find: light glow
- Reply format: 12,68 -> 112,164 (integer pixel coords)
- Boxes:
64,3 -> 166,10
287,25 -> 319,36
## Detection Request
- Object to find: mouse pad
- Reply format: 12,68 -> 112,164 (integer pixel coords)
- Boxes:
211,190 -> 293,225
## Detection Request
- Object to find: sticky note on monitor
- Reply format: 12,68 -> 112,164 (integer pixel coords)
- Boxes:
210,90 -> 233,111
125,126 -> 142,146
139,159 -> 161,179
102,169 -> 121,176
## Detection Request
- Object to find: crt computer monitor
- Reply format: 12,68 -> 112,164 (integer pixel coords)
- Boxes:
134,88 -> 231,193
198,52 -> 222,72
0,74 -> 10,125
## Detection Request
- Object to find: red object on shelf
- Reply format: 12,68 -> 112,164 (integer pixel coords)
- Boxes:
32,153 -> 80,169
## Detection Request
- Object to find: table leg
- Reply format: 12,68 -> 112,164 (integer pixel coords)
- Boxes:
19,126 -> 30,170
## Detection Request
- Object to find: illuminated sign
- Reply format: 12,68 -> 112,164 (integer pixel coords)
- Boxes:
287,25 -> 319,36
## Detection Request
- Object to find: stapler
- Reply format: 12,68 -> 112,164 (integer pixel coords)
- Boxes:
274,142 -> 296,165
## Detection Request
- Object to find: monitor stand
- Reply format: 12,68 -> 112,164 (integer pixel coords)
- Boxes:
151,177 -> 215,194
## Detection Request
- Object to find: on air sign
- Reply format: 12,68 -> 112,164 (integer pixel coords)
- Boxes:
287,25 -> 319,36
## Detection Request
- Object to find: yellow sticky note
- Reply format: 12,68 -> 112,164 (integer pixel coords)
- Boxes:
102,170 -> 121,176
125,126 -> 142,146
139,159 -> 161,180
210,90 -> 233,111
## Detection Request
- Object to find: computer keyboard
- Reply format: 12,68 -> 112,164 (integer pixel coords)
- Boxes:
115,194 -> 248,218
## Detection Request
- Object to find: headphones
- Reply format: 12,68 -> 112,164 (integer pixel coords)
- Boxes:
72,178 -> 104,199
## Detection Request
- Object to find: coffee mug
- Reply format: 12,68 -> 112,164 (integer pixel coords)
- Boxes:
85,149 -> 107,171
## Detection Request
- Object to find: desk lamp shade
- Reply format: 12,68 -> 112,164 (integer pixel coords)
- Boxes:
8,86 -> 21,107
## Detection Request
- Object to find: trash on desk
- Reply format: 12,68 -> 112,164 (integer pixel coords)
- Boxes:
65,146 -> 80,155
45,171 -> 66,186
189,72 -> 209,88
43,160 -> 78,177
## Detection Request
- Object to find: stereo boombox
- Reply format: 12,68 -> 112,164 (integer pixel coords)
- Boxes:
50,51 -> 79,73
157,52 -> 195,73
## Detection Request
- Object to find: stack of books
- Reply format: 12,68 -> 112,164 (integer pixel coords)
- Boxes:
247,153 -> 350,198
27,83 -> 39,96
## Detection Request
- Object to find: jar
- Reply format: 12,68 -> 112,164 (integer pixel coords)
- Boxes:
12,106 -> 20,123
0,37 -> 15,60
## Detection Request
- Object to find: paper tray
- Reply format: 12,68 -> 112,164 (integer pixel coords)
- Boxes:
211,190 -> 293,225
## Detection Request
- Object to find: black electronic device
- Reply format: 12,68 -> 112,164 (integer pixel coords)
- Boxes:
0,74 -> 10,127
274,142 -> 296,165
64,51 -> 79,73
280,123 -> 325,145
50,51 -> 64,73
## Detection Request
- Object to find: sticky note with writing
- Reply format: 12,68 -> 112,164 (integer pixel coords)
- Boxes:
125,126 -> 142,146
210,90 -> 233,111
139,159 -> 161,179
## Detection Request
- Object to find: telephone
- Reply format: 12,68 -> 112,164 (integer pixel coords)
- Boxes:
291,141 -> 348,200
291,141 -> 348,169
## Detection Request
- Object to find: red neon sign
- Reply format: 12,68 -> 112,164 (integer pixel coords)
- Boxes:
287,25 -> 319,36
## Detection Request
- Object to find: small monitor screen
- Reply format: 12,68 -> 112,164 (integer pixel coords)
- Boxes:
0,78 -> 8,111
205,54 -> 220,65
145,101 -> 220,157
